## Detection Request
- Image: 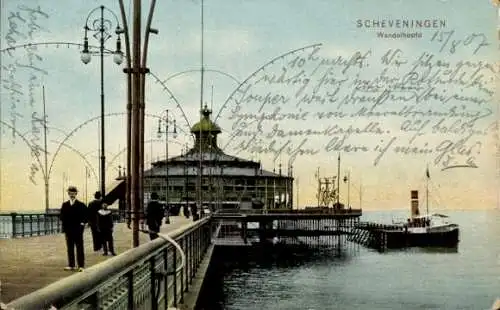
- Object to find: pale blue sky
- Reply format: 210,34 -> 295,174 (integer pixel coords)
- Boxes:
0,0 -> 499,211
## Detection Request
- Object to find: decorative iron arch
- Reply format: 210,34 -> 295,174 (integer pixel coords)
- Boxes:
162,68 -> 241,86
214,43 -> 322,122
47,111 -> 192,183
50,139 -> 99,185
148,71 -> 194,141
0,120 -> 45,179
107,137 -> 187,171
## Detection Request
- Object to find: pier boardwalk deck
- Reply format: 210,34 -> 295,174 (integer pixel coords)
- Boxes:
0,216 -> 193,304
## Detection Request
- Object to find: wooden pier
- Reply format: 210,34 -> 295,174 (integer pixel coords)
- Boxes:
211,208 -> 362,250
349,221 -> 407,252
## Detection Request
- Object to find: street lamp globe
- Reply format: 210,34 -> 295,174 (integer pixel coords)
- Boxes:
113,51 -> 124,65
81,51 -> 91,64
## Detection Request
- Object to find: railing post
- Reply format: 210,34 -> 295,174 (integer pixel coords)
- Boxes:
21,215 -> 25,237
180,237 -> 185,303
242,219 -> 248,244
173,247 -> 178,307
29,215 -> 33,236
194,229 -> 198,275
127,270 -> 134,310
197,228 -> 201,267
184,236 -> 189,292
10,213 -> 16,238
150,256 -> 158,310
190,233 -> 194,283
163,247 -> 169,309
50,214 -> 54,234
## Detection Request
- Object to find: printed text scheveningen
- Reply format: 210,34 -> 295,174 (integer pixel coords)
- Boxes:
356,19 -> 446,29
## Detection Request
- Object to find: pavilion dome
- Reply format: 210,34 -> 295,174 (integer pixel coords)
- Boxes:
190,105 -> 221,134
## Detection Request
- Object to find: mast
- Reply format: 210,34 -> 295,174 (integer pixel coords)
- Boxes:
265,176 -> 268,213
273,165 -> 276,209
316,167 -> 320,206
336,153 -> 340,208
359,176 -> 362,209
347,170 -> 350,208
296,177 -> 299,209
426,165 -> 430,215
197,0 -> 205,212
85,166 -> 88,204
42,86 -> 49,213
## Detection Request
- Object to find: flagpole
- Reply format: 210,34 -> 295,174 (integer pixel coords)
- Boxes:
426,165 -> 429,215
296,177 -> 299,209
359,176 -> 362,209
337,153 -> 340,209
85,166 -> 88,205
316,167 -> 320,207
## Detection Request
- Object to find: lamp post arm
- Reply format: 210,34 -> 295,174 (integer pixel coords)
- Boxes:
141,0 -> 158,71
117,0 -> 132,70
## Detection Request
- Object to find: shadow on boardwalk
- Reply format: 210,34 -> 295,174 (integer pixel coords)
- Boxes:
0,216 -> 193,303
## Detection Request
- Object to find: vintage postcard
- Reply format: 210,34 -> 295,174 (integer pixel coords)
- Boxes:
0,0 -> 499,309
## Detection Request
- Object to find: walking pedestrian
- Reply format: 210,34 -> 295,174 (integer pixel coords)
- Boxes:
164,201 -> 170,224
183,204 -> 190,219
97,203 -> 116,256
60,186 -> 87,272
87,191 -> 103,252
146,192 -> 163,240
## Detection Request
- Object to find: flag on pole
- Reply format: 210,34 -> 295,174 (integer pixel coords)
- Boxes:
426,167 -> 430,179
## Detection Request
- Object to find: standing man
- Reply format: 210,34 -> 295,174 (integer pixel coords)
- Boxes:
146,192 -> 163,240
87,191 -> 103,252
60,186 -> 87,272
192,203 -> 199,221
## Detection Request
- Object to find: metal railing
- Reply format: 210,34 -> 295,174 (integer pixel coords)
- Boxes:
0,211 -> 125,239
214,208 -> 363,216
4,217 -> 215,310
0,213 -> 61,239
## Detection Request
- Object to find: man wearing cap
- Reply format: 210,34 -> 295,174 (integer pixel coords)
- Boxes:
60,186 -> 88,272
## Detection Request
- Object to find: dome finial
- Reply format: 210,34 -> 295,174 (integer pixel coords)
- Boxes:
201,104 -> 212,119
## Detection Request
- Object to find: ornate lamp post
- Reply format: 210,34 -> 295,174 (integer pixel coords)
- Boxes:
157,110 -> 177,215
117,0 -> 159,247
80,5 -> 123,199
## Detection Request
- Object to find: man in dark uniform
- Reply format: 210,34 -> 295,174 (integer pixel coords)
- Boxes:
60,186 -> 87,271
87,191 -> 103,252
192,203 -> 199,221
146,192 -> 163,240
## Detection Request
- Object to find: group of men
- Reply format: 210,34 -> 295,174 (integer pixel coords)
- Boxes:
60,188 -> 176,271
59,186 -> 116,272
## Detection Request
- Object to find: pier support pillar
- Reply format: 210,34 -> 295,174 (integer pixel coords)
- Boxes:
258,220 -> 272,243
241,220 -> 248,244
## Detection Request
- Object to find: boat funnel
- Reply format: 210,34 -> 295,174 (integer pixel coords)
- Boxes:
410,190 -> 420,218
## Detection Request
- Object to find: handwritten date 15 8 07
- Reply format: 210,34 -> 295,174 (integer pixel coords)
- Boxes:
430,30 -> 489,55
